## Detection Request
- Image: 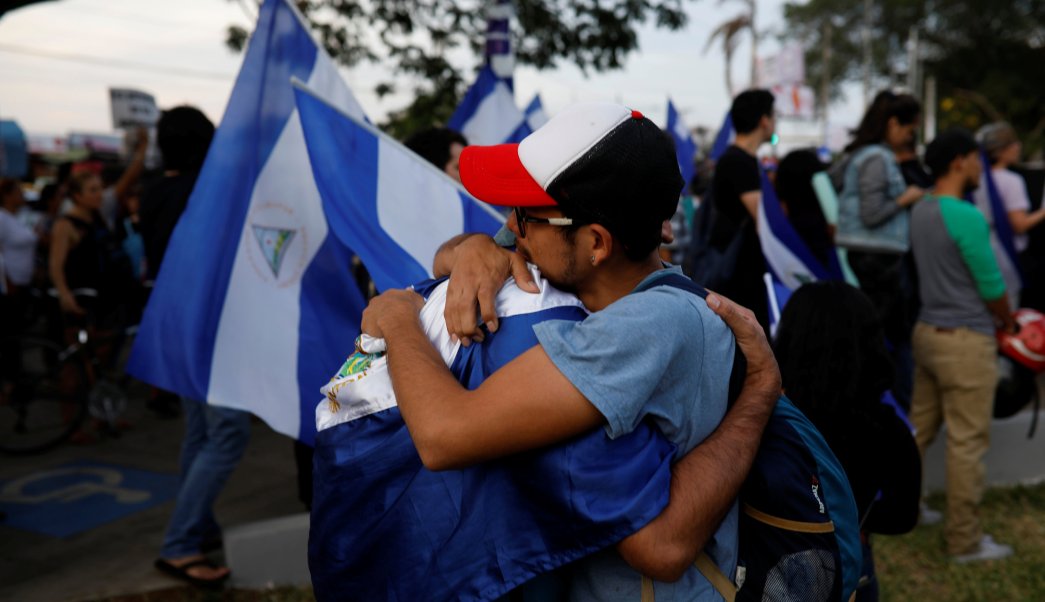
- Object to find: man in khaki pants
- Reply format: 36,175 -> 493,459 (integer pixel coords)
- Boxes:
908,129 -> 1017,563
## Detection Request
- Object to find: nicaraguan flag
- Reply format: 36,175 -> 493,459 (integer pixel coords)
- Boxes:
449,65 -> 531,146
666,99 -> 698,189
294,83 -> 504,292
979,151 -> 1024,287
127,0 -> 369,444
710,111 -> 734,161
758,169 -> 844,292
524,93 -> 549,131
310,269 -> 675,601
448,0 -> 530,145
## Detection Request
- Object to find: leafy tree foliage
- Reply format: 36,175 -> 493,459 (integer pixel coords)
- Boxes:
783,0 -> 1045,156
227,0 -> 690,138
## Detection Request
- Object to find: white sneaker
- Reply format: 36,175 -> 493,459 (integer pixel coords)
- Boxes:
952,534 -> 1013,564
920,502 -> 942,526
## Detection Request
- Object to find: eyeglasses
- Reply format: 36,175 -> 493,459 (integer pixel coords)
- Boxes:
513,206 -> 575,238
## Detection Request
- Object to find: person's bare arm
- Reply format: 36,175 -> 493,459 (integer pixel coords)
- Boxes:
616,292 -> 781,582
432,233 -> 537,345
739,191 -> 760,224
113,127 -> 148,203
1008,208 -> 1045,235
985,295 -> 1016,333
362,289 -> 603,470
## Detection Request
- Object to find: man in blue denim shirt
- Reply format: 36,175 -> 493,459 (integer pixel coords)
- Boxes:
363,102 -> 780,599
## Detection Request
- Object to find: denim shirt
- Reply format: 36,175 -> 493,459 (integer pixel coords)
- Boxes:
836,144 -> 910,254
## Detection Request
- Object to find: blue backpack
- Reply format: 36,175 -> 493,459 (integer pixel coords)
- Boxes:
634,274 -> 862,602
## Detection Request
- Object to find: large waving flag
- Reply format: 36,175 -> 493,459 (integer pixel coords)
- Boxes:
448,0 -> 531,145
127,0 -> 369,444
758,169 -> 844,291
310,271 -> 675,601
294,83 -> 504,292
666,99 -> 698,189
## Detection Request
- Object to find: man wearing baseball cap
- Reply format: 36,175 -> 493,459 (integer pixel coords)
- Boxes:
362,102 -> 779,598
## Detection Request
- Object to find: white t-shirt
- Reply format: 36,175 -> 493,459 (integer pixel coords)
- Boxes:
973,167 -> 1031,251
0,209 -> 38,286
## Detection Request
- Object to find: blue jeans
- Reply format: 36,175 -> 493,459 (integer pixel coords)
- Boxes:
160,398 -> 251,558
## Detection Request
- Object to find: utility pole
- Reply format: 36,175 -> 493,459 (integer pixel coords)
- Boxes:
861,0 -> 873,107
750,0 -> 759,88
820,21 -> 832,148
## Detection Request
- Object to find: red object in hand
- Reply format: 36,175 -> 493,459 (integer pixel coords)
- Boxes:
998,308 -> 1045,374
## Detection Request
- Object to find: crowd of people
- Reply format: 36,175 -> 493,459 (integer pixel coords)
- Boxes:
2,84 -> 1043,600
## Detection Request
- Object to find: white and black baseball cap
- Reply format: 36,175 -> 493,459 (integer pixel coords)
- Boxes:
459,101 -> 683,255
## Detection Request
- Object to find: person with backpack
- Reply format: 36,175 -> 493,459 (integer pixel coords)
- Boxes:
359,101 -> 844,600
704,90 -> 776,332
831,91 -> 925,412
774,281 -> 922,600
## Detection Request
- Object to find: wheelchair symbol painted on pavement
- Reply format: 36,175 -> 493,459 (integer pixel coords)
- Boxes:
0,467 -> 151,504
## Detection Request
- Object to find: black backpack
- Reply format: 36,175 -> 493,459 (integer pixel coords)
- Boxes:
683,186 -> 750,291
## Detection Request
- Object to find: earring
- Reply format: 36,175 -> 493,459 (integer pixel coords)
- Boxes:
590,256 -> 596,265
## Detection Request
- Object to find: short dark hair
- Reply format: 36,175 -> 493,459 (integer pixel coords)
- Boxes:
730,89 -> 775,134
924,128 -> 978,181
404,128 -> 468,171
845,90 -> 921,153
157,106 -> 215,172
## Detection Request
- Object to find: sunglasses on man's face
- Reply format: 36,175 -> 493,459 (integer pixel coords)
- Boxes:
513,206 -> 575,238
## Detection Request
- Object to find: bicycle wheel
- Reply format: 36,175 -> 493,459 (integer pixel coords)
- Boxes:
0,336 -> 89,455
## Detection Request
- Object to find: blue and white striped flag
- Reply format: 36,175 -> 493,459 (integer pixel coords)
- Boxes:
294,83 -> 504,292
524,93 -> 550,131
710,111 -> 734,161
128,0 -> 370,444
309,270 -> 674,601
448,0 -> 531,145
666,99 -> 698,189
758,169 -> 844,291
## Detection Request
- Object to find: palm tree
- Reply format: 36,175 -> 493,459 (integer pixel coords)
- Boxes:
703,0 -> 758,98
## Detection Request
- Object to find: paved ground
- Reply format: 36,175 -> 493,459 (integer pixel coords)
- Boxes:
2,376 -> 1043,602
0,383 -> 304,602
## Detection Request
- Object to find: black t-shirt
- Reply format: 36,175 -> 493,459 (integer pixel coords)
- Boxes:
710,145 -> 767,326
139,172 -> 199,280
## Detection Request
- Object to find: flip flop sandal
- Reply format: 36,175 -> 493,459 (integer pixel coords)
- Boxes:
154,557 -> 229,589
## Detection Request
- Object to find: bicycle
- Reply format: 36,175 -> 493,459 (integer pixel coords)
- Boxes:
0,287 -> 138,455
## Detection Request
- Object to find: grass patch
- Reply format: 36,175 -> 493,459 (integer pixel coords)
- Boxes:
875,482 -> 1045,601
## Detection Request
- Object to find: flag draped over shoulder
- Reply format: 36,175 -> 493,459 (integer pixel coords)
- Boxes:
758,169 -> 844,332
979,151 -> 1024,287
666,99 -> 698,189
294,84 -> 504,293
309,271 -> 675,601
127,0 -> 370,444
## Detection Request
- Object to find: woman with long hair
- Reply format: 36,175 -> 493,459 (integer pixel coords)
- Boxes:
774,281 -> 921,602
833,90 -> 925,411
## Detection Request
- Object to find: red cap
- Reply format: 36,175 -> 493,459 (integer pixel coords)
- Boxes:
459,144 -> 558,207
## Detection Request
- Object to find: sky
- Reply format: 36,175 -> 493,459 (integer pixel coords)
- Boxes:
0,0 -> 867,146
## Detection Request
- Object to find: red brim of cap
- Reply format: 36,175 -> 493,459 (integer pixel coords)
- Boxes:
459,144 -> 558,207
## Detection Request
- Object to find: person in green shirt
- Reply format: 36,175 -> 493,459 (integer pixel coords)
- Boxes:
908,128 -> 1016,563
